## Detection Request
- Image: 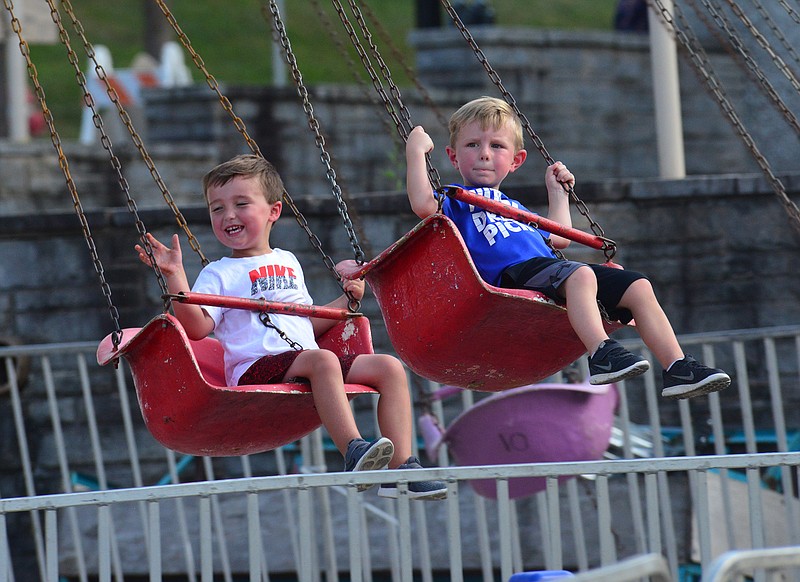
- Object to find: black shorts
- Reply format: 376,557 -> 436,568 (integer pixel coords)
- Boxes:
500,257 -> 647,324
237,350 -> 359,386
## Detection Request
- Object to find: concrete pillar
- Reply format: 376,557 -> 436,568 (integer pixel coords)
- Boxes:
647,0 -> 685,179
5,37 -> 30,142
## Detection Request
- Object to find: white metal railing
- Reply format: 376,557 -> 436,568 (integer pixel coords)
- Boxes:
702,546 -> 800,582
1,324 -> 800,581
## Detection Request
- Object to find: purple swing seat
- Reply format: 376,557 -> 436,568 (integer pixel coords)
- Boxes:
420,382 -> 619,500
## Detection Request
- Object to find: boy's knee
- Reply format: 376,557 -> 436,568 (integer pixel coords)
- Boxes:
308,349 -> 341,373
565,265 -> 597,288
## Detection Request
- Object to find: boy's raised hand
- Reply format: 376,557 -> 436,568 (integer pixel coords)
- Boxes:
135,233 -> 184,277
342,277 -> 366,301
406,125 -> 434,156
546,161 -> 576,193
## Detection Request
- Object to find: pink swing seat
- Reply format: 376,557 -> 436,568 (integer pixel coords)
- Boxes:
419,382 -> 619,500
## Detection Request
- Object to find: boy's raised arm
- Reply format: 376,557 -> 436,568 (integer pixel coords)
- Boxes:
405,126 -> 440,219
135,233 -> 215,340
544,162 -> 576,250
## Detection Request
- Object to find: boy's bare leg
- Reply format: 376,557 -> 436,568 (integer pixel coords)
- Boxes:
560,266 -> 611,354
346,354 -> 412,468
616,279 -> 684,369
283,349 -> 361,454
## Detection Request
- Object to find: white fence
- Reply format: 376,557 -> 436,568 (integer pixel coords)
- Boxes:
2,325 -> 800,581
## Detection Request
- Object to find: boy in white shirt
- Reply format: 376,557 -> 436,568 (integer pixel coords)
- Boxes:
136,154 -> 445,500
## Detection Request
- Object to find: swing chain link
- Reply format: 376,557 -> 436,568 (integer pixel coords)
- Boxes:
440,0 -> 616,261
355,1 -> 451,132
692,0 -> 800,131
154,0 -> 262,159
158,0 -> 361,313
647,0 -> 800,233
58,0 -> 210,274
50,0 -> 179,317
1,0 -> 128,347
258,312 -> 303,352
265,0 -> 366,269
331,0 -> 444,191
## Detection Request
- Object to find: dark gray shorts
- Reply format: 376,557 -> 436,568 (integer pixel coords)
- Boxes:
501,257 -> 647,324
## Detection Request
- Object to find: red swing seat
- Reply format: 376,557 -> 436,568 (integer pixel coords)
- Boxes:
340,213 -> 621,392
97,313 -> 377,456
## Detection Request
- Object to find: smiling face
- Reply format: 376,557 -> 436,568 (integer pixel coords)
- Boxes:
445,119 -> 527,189
206,175 -> 281,257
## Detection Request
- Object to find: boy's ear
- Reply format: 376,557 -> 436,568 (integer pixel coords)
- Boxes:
269,200 -> 282,222
509,148 -> 527,173
445,145 -> 459,170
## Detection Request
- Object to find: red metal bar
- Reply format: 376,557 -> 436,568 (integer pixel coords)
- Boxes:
167,292 -> 360,320
446,187 -> 614,251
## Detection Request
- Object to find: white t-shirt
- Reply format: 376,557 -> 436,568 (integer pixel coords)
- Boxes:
191,248 -> 319,386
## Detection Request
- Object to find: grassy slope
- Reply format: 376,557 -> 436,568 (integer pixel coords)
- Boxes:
26,1 -> 616,137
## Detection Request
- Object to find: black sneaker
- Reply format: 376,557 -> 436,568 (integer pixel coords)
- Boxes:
377,456 -> 447,501
588,339 -> 650,385
662,355 -> 731,399
343,437 -> 394,492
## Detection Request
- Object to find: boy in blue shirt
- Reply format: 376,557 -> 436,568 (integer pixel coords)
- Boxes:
406,97 -> 729,399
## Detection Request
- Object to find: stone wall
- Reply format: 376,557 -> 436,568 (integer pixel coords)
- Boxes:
138,27 -> 799,202
1,151 -> 798,347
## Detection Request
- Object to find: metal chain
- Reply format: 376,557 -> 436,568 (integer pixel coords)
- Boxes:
439,0 -> 614,260
330,0 -> 444,192
258,313 -> 303,351
58,0 -> 208,270
779,0 -> 800,24
357,0 -> 450,131
695,0 -> 800,134
647,0 -> 800,233
751,0 -> 800,70
309,0 -> 409,174
265,0 -> 366,271
1,0 -> 125,346
51,0 -> 174,316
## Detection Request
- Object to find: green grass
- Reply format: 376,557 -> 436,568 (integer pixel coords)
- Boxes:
24,1 -> 617,137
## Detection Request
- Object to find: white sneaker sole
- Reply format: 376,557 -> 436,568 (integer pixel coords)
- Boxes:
589,360 -> 650,385
377,486 -> 448,500
661,373 -> 731,400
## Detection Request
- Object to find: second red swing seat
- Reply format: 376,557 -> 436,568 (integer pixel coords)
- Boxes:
340,213 -> 621,392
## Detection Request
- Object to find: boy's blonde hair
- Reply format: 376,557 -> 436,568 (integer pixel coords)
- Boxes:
202,154 -> 284,204
448,96 -> 524,152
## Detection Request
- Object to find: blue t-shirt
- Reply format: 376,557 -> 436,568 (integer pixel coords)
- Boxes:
442,185 -> 557,286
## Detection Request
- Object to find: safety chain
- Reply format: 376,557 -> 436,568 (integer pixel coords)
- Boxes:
647,0 -> 800,233
51,0 -> 175,317
259,313 -> 303,351
722,0 -> 800,96
1,0 -> 125,345
330,0 -> 444,192
265,1 -> 365,269
439,0 -> 615,261
694,0 -> 800,135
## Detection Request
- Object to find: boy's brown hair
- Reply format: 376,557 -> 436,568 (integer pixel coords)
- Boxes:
202,154 -> 284,204
448,96 -> 524,152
